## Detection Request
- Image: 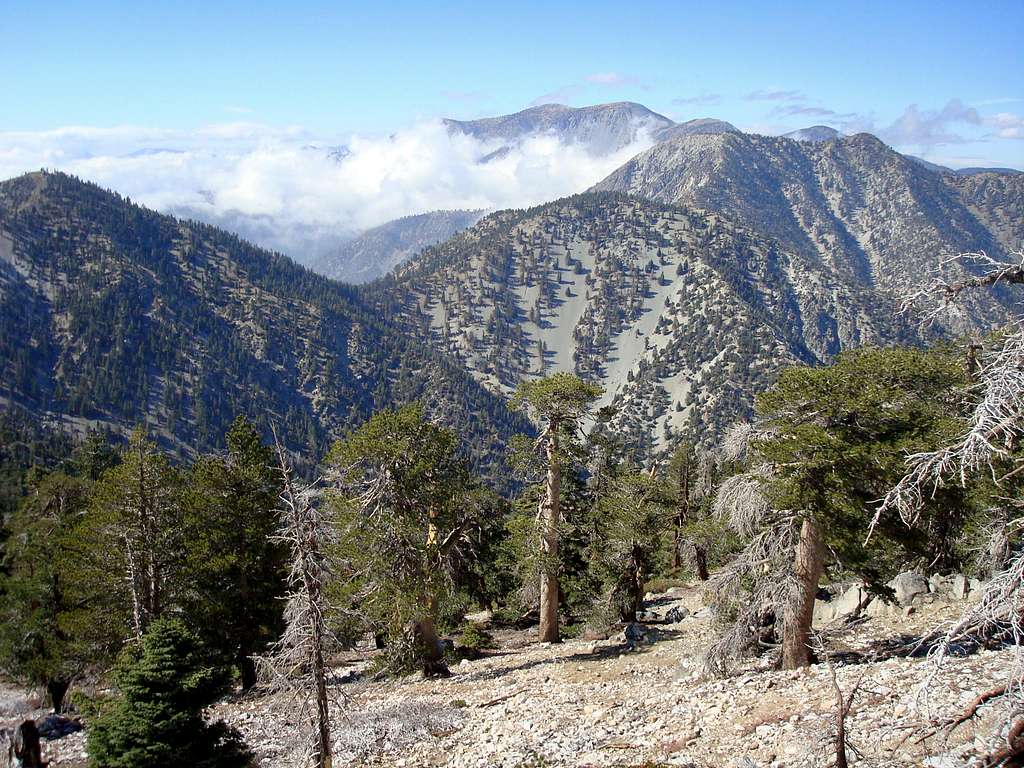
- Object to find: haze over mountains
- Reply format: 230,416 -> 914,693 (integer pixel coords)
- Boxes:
312,209 -> 486,283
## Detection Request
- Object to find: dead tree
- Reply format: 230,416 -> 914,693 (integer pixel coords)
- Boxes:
816,637 -> 866,768
877,250 -> 1024,766
257,430 -> 334,768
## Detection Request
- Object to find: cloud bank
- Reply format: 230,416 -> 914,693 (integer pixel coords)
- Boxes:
0,120 -> 656,264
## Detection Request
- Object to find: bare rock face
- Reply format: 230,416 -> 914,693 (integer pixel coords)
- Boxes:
890,571 -> 930,607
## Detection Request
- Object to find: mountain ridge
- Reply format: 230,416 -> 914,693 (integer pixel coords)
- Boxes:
0,171 -> 525,483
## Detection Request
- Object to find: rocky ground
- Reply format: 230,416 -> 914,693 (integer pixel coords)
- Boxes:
6,583 -> 1016,768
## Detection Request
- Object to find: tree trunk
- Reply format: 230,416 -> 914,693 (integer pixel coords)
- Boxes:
413,616 -> 449,677
11,719 -> 44,768
693,544 -> 709,582
538,421 -> 562,643
46,678 -> 70,715
238,652 -> 257,692
671,522 -> 682,570
782,517 -> 825,670
415,593 -> 449,677
273,434 -> 332,768
624,546 -> 644,622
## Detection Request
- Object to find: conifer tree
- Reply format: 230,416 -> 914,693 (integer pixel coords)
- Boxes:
589,469 -> 670,621
182,416 -> 287,690
513,373 -> 602,642
66,429 -> 185,643
708,348 -> 968,672
88,617 -> 251,768
329,404 -> 480,676
0,470 -> 90,712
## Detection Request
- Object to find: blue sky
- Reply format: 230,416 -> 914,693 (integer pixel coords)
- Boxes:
4,0 -> 1022,166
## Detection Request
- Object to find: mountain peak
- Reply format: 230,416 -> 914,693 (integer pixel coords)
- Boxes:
782,125 -> 841,142
444,101 -> 675,151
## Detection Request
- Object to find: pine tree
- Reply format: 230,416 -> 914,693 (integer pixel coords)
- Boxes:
707,347 -> 970,672
65,429 -> 185,644
182,416 -> 288,690
0,470 -> 90,712
329,404 -> 481,676
87,617 -> 251,768
513,373 -> 602,642
589,469 -> 670,621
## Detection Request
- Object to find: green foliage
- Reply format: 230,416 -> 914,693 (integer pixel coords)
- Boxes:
456,623 -> 496,652
754,346 -> 972,579
588,470 -> 671,621
180,416 -> 287,689
328,404 -> 487,667
0,170 -> 527,490
512,372 -> 603,425
498,467 -> 599,621
62,430 -> 185,657
87,617 -> 251,768
665,441 -> 737,578
447,622 -> 497,662
0,470 -> 91,710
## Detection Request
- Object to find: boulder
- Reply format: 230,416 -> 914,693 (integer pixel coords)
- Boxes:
889,571 -> 929,606
968,578 -> 985,603
866,598 -> 894,617
636,610 -> 660,623
833,582 -> 869,617
664,606 -> 690,623
622,622 -> 660,646
813,582 -> 869,626
812,600 -> 835,628
623,622 -> 647,642
928,574 -> 948,594
951,573 -> 969,600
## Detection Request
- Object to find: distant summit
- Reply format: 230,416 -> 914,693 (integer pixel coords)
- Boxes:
782,125 -> 841,142
444,102 -> 737,155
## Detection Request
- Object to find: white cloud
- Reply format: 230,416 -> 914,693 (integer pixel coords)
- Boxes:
987,111 -> 1024,139
673,93 -> 722,107
745,89 -> 804,102
0,119 -> 657,263
877,98 -> 981,147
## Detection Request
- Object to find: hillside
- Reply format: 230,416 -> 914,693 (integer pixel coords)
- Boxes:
311,209 -> 486,283
367,193 -> 919,456
0,171 -> 525,480
590,131 -> 1022,335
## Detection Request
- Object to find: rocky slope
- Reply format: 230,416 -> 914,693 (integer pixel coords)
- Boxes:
16,584 -> 1013,768
311,209 -> 486,283
590,131 -> 1022,336
368,193 -> 919,456
0,171 -> 524,480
